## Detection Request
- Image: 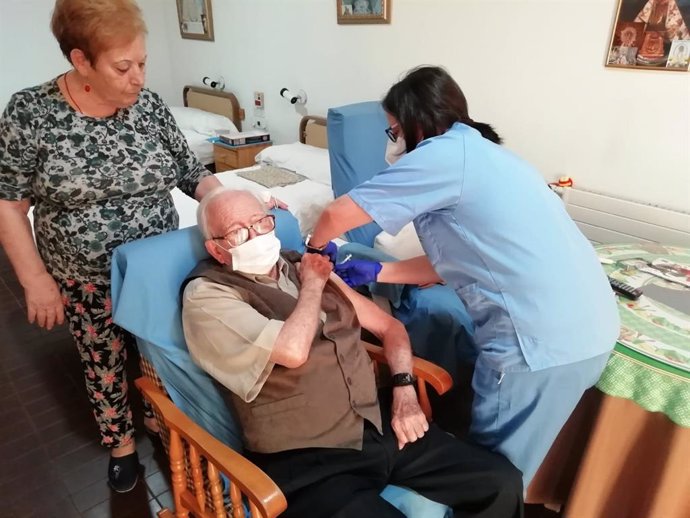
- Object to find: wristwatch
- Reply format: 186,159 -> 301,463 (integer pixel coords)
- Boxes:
391,372 -> 417,387
305,234 -> 326,253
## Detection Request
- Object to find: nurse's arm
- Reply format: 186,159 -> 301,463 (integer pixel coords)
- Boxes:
379,256 -> 443,286
310,195 -> 372,248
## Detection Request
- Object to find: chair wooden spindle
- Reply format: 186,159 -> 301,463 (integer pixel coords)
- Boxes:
230,482 -> 245,518
207,463 -> 226,518
168,430 -> 190,518
249,501 -> 261,518
188,443 -> 205,509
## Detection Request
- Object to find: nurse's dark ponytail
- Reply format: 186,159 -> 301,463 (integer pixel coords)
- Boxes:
382,66 -> 502,151
462,117 -> 502,145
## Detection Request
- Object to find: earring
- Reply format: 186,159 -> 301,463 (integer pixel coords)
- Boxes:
84,84 -> 91,93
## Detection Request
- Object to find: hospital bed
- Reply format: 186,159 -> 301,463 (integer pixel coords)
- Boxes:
172,110 -> 334,237
171,86 -> 334,236
172,85 -> 246,167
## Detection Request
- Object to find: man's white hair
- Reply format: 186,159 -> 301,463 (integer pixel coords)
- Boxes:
197,187 -> 268,239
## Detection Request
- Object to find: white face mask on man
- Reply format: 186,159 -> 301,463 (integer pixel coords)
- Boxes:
226,231 -> 281,275
385,136 -> 407,165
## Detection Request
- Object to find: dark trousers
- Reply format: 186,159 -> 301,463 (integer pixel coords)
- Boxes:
246,395 -> 523,518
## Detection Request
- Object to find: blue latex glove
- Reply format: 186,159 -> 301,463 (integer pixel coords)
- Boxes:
334,259 -> 382,288
307,240 -> 338,264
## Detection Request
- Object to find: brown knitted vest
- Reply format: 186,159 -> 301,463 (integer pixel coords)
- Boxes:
183,252 -> 382,453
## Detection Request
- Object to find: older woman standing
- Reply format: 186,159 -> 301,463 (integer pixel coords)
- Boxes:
0,0 -> 221,492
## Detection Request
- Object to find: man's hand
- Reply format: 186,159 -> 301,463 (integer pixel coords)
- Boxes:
24,272 -> 65,331
391,385 -> 429,450
299,253 -> 333,290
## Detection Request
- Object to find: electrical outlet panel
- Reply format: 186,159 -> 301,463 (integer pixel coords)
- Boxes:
254,91 -> 264,109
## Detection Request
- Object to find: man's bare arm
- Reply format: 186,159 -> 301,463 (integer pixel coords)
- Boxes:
329,274 -> 429,449
270,254 -> 332,368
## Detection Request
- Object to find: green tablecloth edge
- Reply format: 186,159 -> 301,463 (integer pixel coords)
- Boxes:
596,351 -> 690,428
614,341 -> 689,379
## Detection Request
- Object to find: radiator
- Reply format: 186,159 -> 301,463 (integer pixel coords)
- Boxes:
561,188 -> 690,247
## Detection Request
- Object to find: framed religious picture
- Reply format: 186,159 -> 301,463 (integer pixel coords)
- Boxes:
177,0 -> 214,41
606,0 -> 690,71
337,0 -> 391,24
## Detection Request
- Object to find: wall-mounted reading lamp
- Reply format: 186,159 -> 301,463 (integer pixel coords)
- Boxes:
203,76 -> 225,90
280,88 -> 307,105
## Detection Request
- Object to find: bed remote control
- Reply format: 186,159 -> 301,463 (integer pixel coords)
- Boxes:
608,277 -> 642,300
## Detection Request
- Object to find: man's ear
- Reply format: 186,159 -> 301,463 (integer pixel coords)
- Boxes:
70,48 -> 92,76
204,239 -> 227,265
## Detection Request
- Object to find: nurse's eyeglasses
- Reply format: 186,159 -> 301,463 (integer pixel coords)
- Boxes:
385,125 -> 399,143
212,214 -> 275,248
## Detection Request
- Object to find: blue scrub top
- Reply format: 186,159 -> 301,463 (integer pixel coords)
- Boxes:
349,122 -> 619,372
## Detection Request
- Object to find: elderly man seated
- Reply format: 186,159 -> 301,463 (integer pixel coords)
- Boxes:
181,188 -> 523,518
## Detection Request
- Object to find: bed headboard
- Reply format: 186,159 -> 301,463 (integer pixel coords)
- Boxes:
183,86 -> 244,131
299,116 -> 328,149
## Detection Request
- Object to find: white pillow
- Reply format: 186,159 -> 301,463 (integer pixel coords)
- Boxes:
255,142 -> 331,185
374,223 -> 425,260
169,106 -> 239,137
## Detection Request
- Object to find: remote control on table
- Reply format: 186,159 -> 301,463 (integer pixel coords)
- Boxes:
608,277 -> 642,300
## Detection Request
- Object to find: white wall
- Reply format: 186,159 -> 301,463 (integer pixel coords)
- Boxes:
2,0 -> 688,211
0,0 -> 174,109
161,0 -> 690,212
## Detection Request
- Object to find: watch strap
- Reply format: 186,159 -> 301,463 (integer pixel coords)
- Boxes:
391,372 -> 416,387
305,234 -> 326,252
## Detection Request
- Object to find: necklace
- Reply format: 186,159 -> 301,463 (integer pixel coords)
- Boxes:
63,72 -> 83,113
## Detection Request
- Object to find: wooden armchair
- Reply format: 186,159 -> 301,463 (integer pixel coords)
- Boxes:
135,341 -> 453,518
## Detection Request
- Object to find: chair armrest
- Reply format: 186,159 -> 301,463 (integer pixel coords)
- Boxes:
362,341 -> 453,419
362,341 -> 453,395
135,377 -> 287,518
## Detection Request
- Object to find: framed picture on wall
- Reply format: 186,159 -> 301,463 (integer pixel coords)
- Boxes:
606,0 -> 690,71
176,0 -> 214,41
337,0 -> 391,24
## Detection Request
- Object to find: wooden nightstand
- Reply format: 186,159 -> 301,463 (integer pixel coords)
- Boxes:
213,141 -> 272,172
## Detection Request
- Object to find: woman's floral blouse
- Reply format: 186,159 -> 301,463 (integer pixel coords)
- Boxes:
0,77 -> 211,284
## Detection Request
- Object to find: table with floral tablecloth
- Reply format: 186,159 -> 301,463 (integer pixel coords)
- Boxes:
560,243 -> 690,518
595,242 -> 690,427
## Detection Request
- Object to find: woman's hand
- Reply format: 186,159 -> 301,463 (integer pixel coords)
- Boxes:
269,196 -> 288,210
23,272 -> 65,330
334,259 -> 382,287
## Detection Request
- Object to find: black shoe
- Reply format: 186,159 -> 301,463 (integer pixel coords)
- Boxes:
108,451 -> 140,493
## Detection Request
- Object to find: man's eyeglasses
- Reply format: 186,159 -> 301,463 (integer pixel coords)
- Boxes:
385,125 -> 399,143
212,214 -> 276,248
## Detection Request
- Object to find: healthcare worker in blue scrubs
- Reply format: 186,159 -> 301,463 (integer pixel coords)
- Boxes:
308,66 -> 620,487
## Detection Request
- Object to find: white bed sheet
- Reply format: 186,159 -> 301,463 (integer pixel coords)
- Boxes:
173,165 -> 334,236
182,129 -> 214,165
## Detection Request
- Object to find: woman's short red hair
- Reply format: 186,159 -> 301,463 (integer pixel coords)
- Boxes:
51,0 -> 147,63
